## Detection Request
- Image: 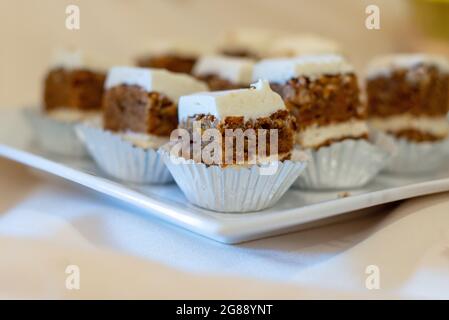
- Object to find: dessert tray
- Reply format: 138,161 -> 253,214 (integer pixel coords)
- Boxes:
1,108 -> 449,244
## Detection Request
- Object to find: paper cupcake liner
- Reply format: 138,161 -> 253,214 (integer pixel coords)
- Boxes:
23,108 -> 88,157
159,148 -> 308,212
294,138 -> 391,190
76,124 -> 173,184
443,138 -> 449,157
381,133 -> 448,174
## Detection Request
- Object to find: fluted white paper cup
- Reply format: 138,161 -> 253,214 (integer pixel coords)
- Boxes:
76,124 -> 172,184
294,139 -> 392,190
159,148 -> 308,212
383,135 -> 448,174
23,108 -> 88,157
443,138 -> 449,157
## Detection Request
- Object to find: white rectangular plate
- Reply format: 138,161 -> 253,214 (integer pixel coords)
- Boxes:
1,108 -> 449,244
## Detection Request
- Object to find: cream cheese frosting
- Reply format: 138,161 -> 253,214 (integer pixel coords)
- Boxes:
193,55 -> 255,84
220,28 -> 278,55
178,80 -> 285,121
369,115 -> 449,138
252,54 -> 354,84
105,66 -> 208,102
83,116 -> 169,149
266,34 -> 343,58
50,48 -> 117,72
120,131 -> 169,149
47,108 -> 100,123
297,120 -> 368,149
367,54 -> 449,78
138,39 -> 214,58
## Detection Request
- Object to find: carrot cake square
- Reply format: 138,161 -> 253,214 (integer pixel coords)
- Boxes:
266,34 -> 343,58
219,28 -> 277,59
193,55 -> 255,91
253,55 -> 367,149
177,80 -> 296,164
103,66 -> 208,144
43,49 -> 106,115
366,54 -> 449,142
136,40 -> 211,75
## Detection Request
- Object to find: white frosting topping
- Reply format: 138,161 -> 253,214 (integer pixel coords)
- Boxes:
178,80 -> 285,121
367,54 -> 449,78
369,115 -> 449,138
121,131 -> 169,149
138,39 -> 213,58
84,117 -> 169,149
193,55 -> 255,84
105,66 -> 208,102
297,119 -> 368,149
253,54 -> 354,84
50,48 -> 116,72
47,108 -> 100,123
221,28 -> 277,55
266,34 -> 342,58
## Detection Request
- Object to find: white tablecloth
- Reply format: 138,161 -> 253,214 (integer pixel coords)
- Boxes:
1,157 -> 449,299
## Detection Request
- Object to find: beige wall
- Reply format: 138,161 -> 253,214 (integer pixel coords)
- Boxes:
0,0 -> 428,107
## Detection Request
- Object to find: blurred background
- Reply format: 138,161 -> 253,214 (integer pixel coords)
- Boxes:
0,0 -> 448,107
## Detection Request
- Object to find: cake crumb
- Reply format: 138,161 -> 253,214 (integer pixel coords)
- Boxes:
338,191 -> 351,198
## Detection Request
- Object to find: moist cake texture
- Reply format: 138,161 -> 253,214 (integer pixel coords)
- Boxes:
195,75 -> 245,91
177,80 -> 296,164
366,54 -> 449,142
266,34 -> 343,58
193,55 -> 254,91
103,85 -> 177,136
44,68 -> 105,112
219,28 -> 276,59
103,66 -> 208,138
43,49 -> 107,112
137,54 -> 196,74
135,40 -> 211,74
253,55 -> 367,149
